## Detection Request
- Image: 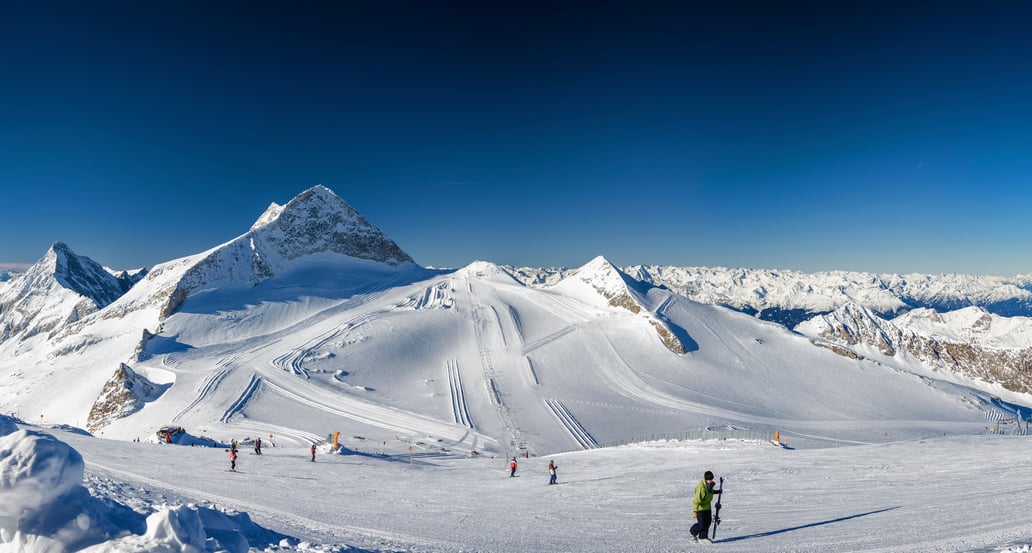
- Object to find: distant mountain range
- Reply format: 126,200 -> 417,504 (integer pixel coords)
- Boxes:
505,265 -> 1032,327
1,185 -> 1028,452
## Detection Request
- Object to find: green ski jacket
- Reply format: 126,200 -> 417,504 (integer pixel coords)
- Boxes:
692,479 -> 715,511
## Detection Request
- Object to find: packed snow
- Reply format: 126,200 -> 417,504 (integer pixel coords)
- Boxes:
2,413 -> 1032,552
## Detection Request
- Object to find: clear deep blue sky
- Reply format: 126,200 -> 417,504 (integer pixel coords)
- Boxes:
3,1 -> 1032,275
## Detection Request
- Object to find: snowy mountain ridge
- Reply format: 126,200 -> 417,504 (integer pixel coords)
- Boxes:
0,243 -> 142,346
164,184 -> 414,314
797,302 -> 1032,393
506,264 -> 1032,327
1,184 -> 1030,452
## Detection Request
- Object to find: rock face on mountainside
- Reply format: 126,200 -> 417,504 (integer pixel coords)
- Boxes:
160,185 -> 414,318
87,363 -> 161,432
251,185 -> 413,265
0,243 -> 143,344
797,303 -> 1032,393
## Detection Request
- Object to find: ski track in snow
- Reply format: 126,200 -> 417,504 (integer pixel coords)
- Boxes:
446,359 -> 472,429
508,305 -> 525,348
468,277 -> 527,452
231,419 -> 324,446
544,398 -> 599,449
260,375 -> 493,449
524,356 -> 540,387
220,373 -> 262,423
172,367 -> 231,423
520,322 -> 583,354
271,303 -> 402,380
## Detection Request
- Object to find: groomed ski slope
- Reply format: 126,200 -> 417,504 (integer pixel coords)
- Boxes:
51,427 -> 1032,553
95,257 -> 1014,461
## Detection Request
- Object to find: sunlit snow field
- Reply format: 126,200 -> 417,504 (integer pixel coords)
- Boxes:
4,416 -> 1031,553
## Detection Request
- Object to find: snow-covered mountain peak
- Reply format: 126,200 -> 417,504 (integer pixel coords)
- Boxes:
462,260 -> 519,283
251,202 -> 285,230
141,185 -> 417,317
794,301 -> 898,353
247,184 -> 414,266
570,256 -> 629,298
19,242 -> 134,308
0,243 -> 143,350
890,305 -> 1032,348
554,256 -> 690,354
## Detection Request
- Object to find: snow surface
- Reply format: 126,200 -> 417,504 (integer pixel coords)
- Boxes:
2,414 -> 1032,552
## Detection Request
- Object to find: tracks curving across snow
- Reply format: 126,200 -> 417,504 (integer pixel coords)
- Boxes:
220,373 -> 262,423
172,367 -> 231,423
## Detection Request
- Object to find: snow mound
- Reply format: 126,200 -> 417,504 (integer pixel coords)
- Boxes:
0,427 -> 279,552
0,429 -> 112,551
82,505 -> 217,553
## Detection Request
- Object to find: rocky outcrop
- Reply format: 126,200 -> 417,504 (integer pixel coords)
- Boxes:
797,303 -> 1032,393
87,364 -> 160,432
158,185 -> 415,318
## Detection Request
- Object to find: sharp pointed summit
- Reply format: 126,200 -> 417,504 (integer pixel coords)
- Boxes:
249,185 -> 413,266
554,256 -> 690,354
145,185 -> 416,317
0,243 -> 141,345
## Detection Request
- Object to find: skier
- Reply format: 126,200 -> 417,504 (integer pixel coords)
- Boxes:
690,470 -> 721,544
509,457 -> 518,477
229,448 -> 238,472
310,443 -> 317,462
254,437 -> 262,455
548,460 -> 558,485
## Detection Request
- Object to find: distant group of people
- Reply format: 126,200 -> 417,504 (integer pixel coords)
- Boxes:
507,456 -> 559,485
225,437 -> 316,470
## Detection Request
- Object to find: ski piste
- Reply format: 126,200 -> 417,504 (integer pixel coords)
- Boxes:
711,477 -> 724,540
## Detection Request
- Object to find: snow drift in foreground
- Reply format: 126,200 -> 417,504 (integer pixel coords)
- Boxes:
0,415 -> 280,553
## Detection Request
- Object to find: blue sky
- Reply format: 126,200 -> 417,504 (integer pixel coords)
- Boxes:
2,1 -> 1031,275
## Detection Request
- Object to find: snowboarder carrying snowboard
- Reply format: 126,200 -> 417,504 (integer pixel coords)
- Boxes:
509,457 -> 518,477
690,470 -> 721,543
548,460 -> 558,485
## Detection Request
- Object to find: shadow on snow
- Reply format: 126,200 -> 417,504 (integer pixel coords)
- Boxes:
716,506 -> 900,543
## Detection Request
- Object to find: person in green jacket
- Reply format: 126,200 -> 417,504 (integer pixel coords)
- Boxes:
691,470 -> 721,543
